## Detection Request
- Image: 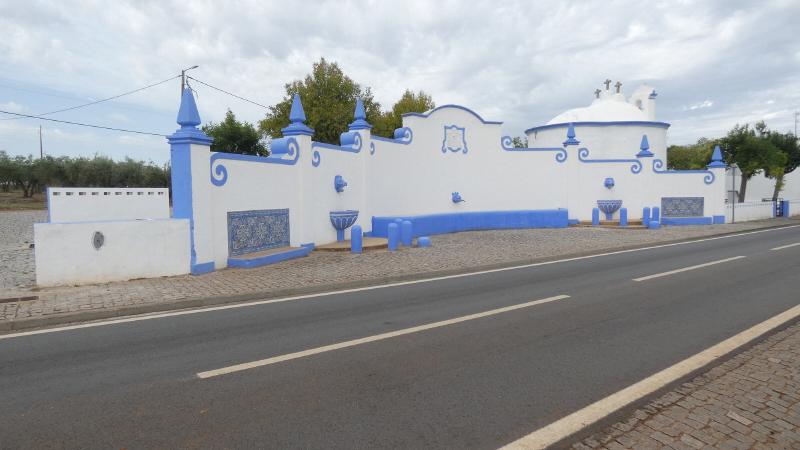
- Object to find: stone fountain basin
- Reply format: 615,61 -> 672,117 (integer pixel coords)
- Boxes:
330,210 -> 359,230
597,200 -> 622,220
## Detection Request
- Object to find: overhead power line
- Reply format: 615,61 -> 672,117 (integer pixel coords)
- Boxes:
1,74 -> 181,121
0,110 -> 167,137
187,76 -> 270,109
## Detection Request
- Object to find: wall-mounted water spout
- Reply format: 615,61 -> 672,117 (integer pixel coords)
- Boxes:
334,175 -> 348,193
452,192 -> 465,203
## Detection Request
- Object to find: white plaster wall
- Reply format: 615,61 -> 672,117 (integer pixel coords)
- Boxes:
207,153 -> 304,268
725,170 -> 800,202
529,124 -> 669,161
47,187 -> 169,223
367,108 -> 564,219
193,106 -> 730,268
725,201 -> 774,222
34,219 -> 190,286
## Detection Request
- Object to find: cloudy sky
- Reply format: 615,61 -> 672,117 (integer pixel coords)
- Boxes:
1,0 -> 798,164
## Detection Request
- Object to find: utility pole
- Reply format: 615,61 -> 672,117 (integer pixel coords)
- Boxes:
181,65 -> 199,93
39,125 -> 43,158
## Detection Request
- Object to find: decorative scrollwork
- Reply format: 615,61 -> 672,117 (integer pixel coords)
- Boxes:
500,136 -> 567,163
652,158 -> 715,184
394,127 -> 413,142
312,150 -> 321,167
578,147 -> 642,174
371,127 -> 414,153
210,137 -> 299,187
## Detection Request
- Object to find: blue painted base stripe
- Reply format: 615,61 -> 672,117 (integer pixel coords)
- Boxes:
372,209 -> 568,237
191,261 -> 215,275
227,246 -> 312,269
661,217 -> 714,225
712,215 -> 725,224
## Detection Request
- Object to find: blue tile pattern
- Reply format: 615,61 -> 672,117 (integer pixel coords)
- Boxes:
227,209 -> 290,256
661,197 -> 704,217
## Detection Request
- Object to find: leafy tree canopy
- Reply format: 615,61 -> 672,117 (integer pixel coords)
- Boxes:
202,110 -> 267,156
667,137 -> 716,170
259,58 -> 435,143
259,58 -> 382,145
372,90 -> 435,138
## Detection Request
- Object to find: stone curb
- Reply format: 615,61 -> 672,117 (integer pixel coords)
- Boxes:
2,219 -> 797,334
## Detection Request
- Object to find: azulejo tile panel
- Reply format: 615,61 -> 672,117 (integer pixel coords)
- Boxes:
227,209 -> 290,256
661,197 -> 704,217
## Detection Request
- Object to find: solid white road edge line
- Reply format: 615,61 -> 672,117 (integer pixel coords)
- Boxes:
500,302 -> 800,450
2,224 -> 797,340
771,242 -> 800,251
632,256 -> 746,282
196,294 -> 570,379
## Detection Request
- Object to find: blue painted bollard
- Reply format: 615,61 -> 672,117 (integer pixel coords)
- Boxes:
350,225 -> 362,254
642,207 -> 651,227
417,236 -> 431,247
387,223 -> 399,251
619,207 -> 628,227
401,220 -> 413,247
649,220 -> 661,229
591,208 -> 600,226
652,206 -> 661,223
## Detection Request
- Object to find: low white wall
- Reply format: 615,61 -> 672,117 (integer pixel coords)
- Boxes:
47,187 -> 170,223
34,219 -> 190,286
725,201 -> 774,223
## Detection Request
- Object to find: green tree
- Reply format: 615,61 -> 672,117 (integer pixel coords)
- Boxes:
8,155 -> 39,197
0,151 -> 14,192
202,110 -> 267,156
372,90 -> 435,138
259,58 -> 382,144
720,123 -> 786,202
762,129 -> 800,200
511,136 -> 528,148
667,137 -> 716,170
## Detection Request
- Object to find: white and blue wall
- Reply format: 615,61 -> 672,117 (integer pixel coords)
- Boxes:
164,85 -> 732,276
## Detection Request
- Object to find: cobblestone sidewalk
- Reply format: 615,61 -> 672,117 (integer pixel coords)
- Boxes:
1,210 -> 797,326
572,321 -> 800,450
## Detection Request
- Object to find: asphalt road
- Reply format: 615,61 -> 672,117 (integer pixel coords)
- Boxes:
1,225 -> 799,449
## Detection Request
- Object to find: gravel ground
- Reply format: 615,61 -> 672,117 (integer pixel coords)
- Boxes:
0,210 -> 46,291
0,210 -> 796,322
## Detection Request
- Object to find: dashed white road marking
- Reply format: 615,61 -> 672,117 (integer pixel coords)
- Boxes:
1,224 -> 797,340
196,294 -> 570,379
771,242 -> 800,251
500,302 -> 800,450
633,256 -> 746,282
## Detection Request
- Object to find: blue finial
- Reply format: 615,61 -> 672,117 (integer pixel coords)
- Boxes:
636,134 -> 653,157
349,98 -> 372,130
168,87 -> 212,145
354,98 -> 366,120
708,145 -> 725,168
177,87 -> 201,128
562,123 -> 580,146
289,94 -> 306,123
649,89 -> 658,99
282,94 -> 314,136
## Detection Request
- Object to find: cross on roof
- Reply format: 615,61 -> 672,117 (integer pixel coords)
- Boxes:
614,81 -> 622,93
604,79 -> 612,90
594,89 -> 602,98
